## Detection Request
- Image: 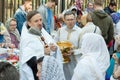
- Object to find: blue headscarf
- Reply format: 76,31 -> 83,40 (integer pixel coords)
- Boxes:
105,52 -> 120,80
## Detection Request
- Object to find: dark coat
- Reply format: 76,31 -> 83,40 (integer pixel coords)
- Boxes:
92,10 -> 114,44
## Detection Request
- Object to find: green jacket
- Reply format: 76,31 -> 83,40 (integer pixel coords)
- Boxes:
92,10 -> 114,44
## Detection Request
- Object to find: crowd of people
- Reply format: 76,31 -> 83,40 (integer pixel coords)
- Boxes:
0,0 -> 120,80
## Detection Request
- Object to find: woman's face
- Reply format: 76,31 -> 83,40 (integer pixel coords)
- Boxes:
9,20 -> 17,31
36,63 -> 42,80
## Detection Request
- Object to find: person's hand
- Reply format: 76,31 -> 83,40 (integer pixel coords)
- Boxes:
49,43 -> 57,51
112,53 -> 118,63
9,44 -> 15,49
44,45 -> 50,55
62,49 -> 74,57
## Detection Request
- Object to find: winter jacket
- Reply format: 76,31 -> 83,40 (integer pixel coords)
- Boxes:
92,10 -> 114,44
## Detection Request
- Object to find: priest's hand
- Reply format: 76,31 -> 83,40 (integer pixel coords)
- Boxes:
49,43 -> 57,52
44,45 -> 50,55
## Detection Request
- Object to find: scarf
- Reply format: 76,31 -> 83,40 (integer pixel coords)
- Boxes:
10,29 -> 20,42
28,27 -> 42,36
40,56 -> 65,80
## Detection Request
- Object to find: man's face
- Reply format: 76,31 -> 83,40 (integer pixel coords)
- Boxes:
88,3 -> 93,9
110,5 -> 116,11
28,13 -> 42,30
64,14 -> 76,29
48,2 -> 55,8
80,0 -> 84,6
25,1 -> 32,12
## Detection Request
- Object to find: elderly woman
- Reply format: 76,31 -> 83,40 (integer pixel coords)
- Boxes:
5,18 -> 20,48
37,56 -> 65,80
72,33 -> 110,80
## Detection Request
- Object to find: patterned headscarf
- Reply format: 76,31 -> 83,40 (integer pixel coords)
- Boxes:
111,12 -> 120,24
80,33 -> 110,75
40,56 -> 65,80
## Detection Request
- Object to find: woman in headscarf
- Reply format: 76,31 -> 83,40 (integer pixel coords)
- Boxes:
72,33 -> 110,80
37,56 -> 65,80
5,18 -> 20,48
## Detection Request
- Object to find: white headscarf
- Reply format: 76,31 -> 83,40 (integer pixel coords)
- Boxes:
81,33 -> 110,73
40,56 -> 65,80
72,33 -> 110,80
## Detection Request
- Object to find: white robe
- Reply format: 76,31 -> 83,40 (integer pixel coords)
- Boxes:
19,23 -> 63,80
55,25 -> 82,80
55,25 -> 82,62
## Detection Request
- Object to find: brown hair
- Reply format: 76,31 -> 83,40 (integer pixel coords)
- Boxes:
26,10 -> 40,21
109,1 -> 117,7
48,0 -> 56,2
22,0 -> 32,4
0,62 -> 19,80
48,0 -> 57,5
64,11 -> 76,19
94,0 -> 105,6
11,18 -> 16,22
